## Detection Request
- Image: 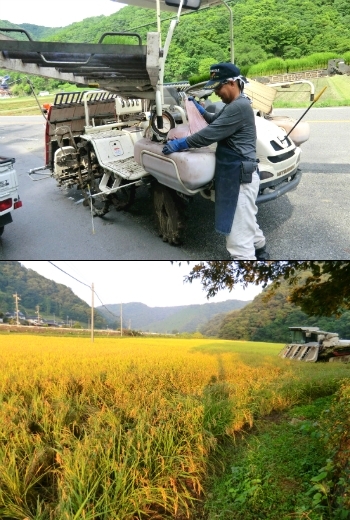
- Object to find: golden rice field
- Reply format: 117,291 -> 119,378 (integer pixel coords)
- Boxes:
1,335 -> 349,520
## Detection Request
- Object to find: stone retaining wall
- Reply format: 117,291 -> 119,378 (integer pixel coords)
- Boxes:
254,69 -> 327,83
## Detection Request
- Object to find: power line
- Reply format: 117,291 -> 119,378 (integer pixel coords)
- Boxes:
47,261 -> 120,320
127,6 -> 210,32
62,261 -> 92,286
48,261 -> 90,288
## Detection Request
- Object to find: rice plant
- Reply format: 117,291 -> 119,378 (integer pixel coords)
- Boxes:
0,336 -> 349,519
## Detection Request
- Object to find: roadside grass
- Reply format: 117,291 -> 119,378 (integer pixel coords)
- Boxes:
0,336 -> 349,519
203,382 -> 350,520
209,75 -> 350,109
0,94 -> 54,116
271,76 -> 350,108
0,324 -> 133,338
0,76 -> 349,115
202,396 -> 334,520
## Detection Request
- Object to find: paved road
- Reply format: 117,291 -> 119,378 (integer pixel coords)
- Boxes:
0,107 -> 349,260
258,106 -> 350,260
0,116 -> 184,260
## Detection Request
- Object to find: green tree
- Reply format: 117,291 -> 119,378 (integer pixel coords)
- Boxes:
72,322 -> 82,329
2,0 -> 350,88
198,271 -> 350,342
0,262 -> 108,328
198,57 -> 217,76
234,43 -> 268,68
181,261 -> 350,317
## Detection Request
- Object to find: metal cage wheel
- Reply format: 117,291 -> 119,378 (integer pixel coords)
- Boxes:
151,181 -> 186,245
90,179 -> 137,217
110,180 -> 136,211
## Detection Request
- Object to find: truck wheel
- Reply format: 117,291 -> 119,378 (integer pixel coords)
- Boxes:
0,226 -> 4,237
151,182 -> 186,245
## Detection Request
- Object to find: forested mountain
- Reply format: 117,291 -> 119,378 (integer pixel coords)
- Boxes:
200,276 -> 350,342
1,0 -> 349,83
96,299 -> 250,333
0,262 -> 106,328
0,262 -> 248,332
2,262 -> 349,339
0,20 -> 61,40
18,23 -> 61,40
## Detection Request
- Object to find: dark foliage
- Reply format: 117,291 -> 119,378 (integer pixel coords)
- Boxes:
194,264 -> 350,342
1,0 -> 349,86
0,261 -> 106,328
185,261 -> 350,317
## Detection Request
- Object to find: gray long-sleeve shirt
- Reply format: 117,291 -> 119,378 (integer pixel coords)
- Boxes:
186,95 -> 256,160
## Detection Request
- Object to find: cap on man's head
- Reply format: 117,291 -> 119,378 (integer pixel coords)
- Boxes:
204,62 -> 241,89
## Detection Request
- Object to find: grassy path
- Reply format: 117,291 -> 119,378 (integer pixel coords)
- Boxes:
202,396 -> 334,519
202,380 -> 350,520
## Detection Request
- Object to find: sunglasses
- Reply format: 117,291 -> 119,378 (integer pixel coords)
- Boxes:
214,79 -> 230,92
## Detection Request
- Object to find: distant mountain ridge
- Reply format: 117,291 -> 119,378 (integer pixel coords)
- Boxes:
18,23 -> 61,40
0,262 -> 249,333
96,300 -> 250,333
0,20 -> 61,40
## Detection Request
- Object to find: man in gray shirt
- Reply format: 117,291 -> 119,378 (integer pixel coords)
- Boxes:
162,62 -> 269,260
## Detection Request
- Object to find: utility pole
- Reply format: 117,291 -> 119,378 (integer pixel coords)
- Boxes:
222,0 -> 234,63
36,305 -> 40,325
13,293 -> 21,325
91,282 -> 94,343
120,302 -> 123,337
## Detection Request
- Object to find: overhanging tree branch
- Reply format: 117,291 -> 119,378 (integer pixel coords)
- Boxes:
176,261 -> 350,317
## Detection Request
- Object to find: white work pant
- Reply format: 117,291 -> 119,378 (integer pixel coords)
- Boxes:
226,171 -> 266,259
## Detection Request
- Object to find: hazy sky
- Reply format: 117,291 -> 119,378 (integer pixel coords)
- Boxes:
20,261 -> 263,308
1,0 -> 126,28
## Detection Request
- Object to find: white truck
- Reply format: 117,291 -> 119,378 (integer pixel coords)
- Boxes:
0,0 -> 311,244
0,156 -> 22,236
